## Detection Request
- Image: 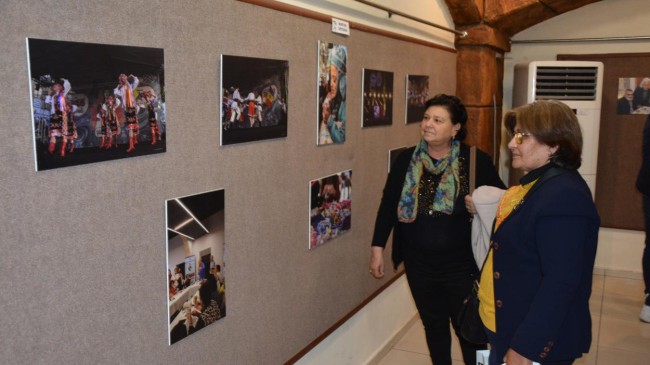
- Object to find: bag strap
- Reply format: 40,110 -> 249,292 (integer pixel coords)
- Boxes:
469,146 -> 476,194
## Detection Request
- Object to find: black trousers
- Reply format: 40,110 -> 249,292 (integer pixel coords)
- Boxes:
641,195 -> 650,305
404,252 -> 486,365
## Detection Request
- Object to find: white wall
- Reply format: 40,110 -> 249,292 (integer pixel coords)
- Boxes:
504,0 -> 649,274
272,0 -> 456,48
295,275 -> 418,365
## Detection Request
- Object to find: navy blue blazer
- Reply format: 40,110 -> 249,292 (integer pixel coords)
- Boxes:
490,167 -> 599,363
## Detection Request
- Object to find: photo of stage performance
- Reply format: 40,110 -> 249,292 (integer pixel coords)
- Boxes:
406,74 -> 429,124
362,68 -> 393,127
220,55 -> 288,145
27,38 -> 166,171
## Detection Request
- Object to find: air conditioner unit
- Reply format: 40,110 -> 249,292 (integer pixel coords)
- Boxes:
512,61 -> 604,198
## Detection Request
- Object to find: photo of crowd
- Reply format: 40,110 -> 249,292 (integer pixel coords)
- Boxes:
220,55 -> 288,145
617,77 -> 650,115
406,75 -> 429,124
318,42 -> 347,145
362,68 -> 394,127
27,38 -> 165,171
309,170 -> 352,249
166,189 -> 226,345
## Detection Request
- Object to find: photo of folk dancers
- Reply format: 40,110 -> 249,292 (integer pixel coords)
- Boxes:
166,189 -> 226,345
27,38 -> 165,171
362,68 -> 394,127
220,55 -> 288,145
309,170 -> 352,249
317,42 -> 347,145
406,75 -> 430,124
617,77 -> 650,115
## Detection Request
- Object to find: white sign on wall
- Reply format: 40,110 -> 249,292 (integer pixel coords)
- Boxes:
331,18 -> 350,36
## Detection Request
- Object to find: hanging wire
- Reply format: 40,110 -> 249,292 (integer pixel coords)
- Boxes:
352,0 -> 467,38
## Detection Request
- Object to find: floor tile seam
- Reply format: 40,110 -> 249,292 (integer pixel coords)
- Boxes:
595,344 -> 650,355
389,347 -> 430,357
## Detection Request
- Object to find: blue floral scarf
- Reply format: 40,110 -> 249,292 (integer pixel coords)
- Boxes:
397,139 -> 460,222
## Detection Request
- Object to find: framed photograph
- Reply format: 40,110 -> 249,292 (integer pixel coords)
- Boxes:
362,68 -> 394,127
166,189 -> 226,345
406,75 -> 429,123
220,55 -> 288,145
27,38 -> 165,171
317,41 -> 347,145
309,170 -> 352,249
388,146 -> 408,173
616,77 -> 650,114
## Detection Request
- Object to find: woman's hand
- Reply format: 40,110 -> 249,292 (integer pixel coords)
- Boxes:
464,194 -> 477,214
369,246 -> 385,278
503,348 -> 533,365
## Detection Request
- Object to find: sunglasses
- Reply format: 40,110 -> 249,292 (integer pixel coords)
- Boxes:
512,131 -> 532,145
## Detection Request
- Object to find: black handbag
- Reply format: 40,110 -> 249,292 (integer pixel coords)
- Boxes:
456,145 -> 489,344
457,278 -> 488,344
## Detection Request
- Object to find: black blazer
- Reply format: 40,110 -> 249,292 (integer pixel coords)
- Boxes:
371,143 -> 505,269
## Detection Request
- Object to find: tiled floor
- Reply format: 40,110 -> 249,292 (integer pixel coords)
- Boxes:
376,271 -> 650,365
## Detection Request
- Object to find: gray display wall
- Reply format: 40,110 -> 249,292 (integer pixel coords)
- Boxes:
0,0 -> 456,363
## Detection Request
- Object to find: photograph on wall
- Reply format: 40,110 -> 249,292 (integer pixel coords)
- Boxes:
388,146 -> 408,173
27,38 -> 166,171
166,189 -> 226,345
362,68 -> 394,127
406,75 -> 429,124
317,41 -> 347,145
220,55 -> 288,145
309,170 -> 352,249
616,77 -> 650,114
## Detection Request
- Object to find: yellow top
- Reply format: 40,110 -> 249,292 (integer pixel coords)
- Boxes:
478,179 -> 538,332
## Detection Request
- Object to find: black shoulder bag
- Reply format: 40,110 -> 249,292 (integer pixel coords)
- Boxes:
457,145 -> 489,344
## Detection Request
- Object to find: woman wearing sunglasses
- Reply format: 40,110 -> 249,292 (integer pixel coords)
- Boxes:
479,100 -> 599,365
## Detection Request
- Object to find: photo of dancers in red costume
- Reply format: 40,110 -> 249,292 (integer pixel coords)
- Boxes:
28,38 -> 165,171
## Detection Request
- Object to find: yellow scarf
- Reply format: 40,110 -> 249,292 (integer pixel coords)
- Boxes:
478,178 -> 538,332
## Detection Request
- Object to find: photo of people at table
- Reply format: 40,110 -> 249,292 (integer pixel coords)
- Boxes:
309,170 -> 352,249
617,76 -> 650,114
166,189 -> 225,345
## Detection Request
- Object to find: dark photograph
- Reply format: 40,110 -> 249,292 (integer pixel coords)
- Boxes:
221,55 -> 288,145
27,38 -> 165,171
362,68 -> 394,127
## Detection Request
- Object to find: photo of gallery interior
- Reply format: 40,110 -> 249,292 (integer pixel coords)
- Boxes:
166,190 -> 225,345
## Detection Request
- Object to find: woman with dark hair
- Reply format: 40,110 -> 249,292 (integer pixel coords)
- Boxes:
186,280 -> 221,334
478,100 -> 599,365
369,94 -> 505,365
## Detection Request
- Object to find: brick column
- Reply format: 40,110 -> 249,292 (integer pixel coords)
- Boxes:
455,24 -> 510,161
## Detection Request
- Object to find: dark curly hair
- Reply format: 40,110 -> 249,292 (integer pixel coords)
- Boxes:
424,94 -> 468,141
